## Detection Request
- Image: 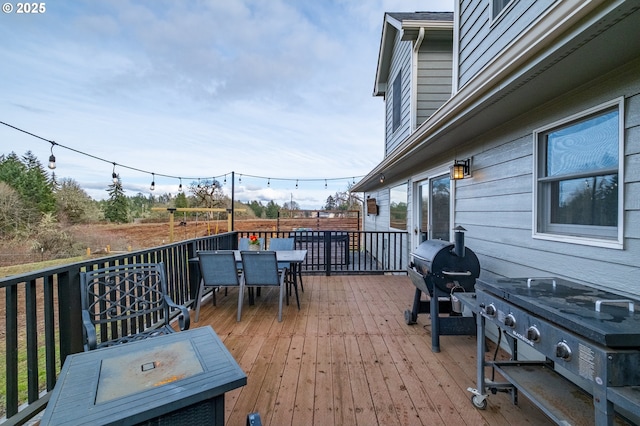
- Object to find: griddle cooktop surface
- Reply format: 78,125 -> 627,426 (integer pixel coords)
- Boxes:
475,277 -> 640,348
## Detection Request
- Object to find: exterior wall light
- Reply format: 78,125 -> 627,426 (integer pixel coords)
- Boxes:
450,159 -> 470,180
379,173 -> 385,183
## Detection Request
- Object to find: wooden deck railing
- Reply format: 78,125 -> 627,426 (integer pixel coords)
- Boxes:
0,230 -> 407,424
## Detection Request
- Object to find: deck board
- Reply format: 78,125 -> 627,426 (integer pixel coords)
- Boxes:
193,275 -> 554,426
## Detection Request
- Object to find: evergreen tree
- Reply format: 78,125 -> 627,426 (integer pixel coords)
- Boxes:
175,192 -> 188,208
264,200 -> 280,219
0,151 -> 56,216
21,151 -> 56,214
104,179 -> 129,223
248,200 -> 265,218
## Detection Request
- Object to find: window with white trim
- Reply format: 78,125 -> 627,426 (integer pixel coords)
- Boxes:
392,71 -> 402,132
492,0 -> 513,19
390,183 -> 407,230
534,99 -> 623,246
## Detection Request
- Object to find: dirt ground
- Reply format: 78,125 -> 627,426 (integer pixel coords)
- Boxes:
75,216 -> 360,252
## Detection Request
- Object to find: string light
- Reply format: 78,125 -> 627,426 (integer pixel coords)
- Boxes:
111,163 -> 118,183
150,173 -> 155,191
267,178 -> 271,187
178,177 -> 183,192
325,179 -> 327,189
223,174 -> 227,185
48,142 -> 57,170
0,121 -> 366,190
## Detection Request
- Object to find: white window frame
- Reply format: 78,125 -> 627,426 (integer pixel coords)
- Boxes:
491,0 -> 515,21
392,70 -> 402,132
389,182 -> 408,231
532,97 -> 624,249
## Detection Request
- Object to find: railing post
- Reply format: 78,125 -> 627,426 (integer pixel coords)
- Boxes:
324,231 -> 332,276
57,269 -> 84,361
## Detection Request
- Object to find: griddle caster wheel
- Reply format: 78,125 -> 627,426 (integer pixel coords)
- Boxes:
467,387 -> 488,410
404,309 -> 417,325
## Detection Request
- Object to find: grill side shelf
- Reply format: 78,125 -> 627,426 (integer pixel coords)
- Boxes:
493,362 -> 596,425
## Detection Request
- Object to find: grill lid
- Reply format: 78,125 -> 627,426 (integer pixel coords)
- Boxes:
410,238 -> 480,293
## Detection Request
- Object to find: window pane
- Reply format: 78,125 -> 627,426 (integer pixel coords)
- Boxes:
392,71 -> 402,132
546,110 -> 618,177
549,174 -> 618,226
390,183 -> 407,230
431,175 -> 450,240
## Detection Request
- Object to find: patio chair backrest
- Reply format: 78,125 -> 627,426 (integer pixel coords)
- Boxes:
269,238 -> 294,251
268,238 -> 294,269
81,262 -> 169,325
240,251 -> 280,286
80,262 -> 190,350
198,250 -> 240,287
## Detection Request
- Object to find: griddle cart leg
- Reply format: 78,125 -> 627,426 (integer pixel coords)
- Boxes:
467,312 -> 515,409
468,312 -> 488,409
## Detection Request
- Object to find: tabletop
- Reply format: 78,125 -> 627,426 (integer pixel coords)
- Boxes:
40,327 -> 246,425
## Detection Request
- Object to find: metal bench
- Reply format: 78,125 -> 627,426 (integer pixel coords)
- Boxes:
80,262 -> 190,351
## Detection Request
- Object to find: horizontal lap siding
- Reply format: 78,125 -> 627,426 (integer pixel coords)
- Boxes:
363,190 -> 390,232
417,41 -> 452,126
454,62 -> 640,296
385,34 -> 411,156
458,0 -> 554,88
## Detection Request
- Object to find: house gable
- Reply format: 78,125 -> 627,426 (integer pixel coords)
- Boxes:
374,12 -> 454,157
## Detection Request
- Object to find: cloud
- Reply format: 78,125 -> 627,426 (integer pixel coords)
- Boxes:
1,0 -> 454,208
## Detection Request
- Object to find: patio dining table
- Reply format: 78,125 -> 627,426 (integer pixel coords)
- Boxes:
191,250 -> 307,308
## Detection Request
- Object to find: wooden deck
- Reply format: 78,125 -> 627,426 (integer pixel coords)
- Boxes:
194,274 -> 553,426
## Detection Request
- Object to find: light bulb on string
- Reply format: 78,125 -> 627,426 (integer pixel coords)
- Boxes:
325,179 -> 327,189
239,174 -> 242,184
267,178 -> 270,187
150,173 -> 155,191
295,179 -> 299,189
111,163 -> 118,183
223,175 -> 227,185
178,177 -> 183,192
48,142 -> 57,170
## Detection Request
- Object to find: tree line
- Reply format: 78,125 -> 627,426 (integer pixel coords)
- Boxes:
0,151 -> 361,258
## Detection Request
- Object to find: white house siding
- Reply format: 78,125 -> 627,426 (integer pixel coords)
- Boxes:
457,0 -> 555,88
452,58 -> 640,297
416,39 -> 453,126
385,33 -> 412,156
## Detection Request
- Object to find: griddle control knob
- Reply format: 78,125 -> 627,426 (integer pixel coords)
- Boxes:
555,342 -> 572,361
526,326 -> 541,343
503,314 -> 516,328
484,304 -> 497,317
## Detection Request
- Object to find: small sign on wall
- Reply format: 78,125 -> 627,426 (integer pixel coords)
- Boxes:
367,198 -> 378,215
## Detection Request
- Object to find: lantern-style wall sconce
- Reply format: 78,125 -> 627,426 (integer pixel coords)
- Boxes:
450,159 -> 470,180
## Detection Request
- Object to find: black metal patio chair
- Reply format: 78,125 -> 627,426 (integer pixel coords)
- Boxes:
80,262 -> 190,351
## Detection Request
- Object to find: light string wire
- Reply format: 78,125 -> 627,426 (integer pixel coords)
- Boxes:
1,120 -> 363,186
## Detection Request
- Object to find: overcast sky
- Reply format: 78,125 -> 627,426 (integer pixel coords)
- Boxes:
1,0 -> 453,209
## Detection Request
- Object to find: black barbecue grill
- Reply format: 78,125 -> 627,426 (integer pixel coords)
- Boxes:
406,226 -> 480,352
